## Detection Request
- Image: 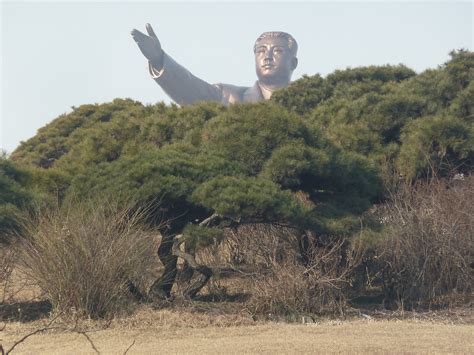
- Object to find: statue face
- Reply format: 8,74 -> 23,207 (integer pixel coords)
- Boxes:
254,36 -> 297,85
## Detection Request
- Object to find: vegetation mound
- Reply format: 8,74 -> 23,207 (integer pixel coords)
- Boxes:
1,50 -> 472,318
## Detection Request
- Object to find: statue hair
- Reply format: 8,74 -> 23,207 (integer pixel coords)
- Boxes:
254,32 -> 298,56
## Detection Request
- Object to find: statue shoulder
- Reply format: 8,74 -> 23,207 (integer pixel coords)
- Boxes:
215,83 -> 249,96
214,83 -> 250,105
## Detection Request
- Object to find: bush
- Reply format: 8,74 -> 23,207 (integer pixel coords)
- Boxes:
397,114 -> 474,179
0,245 -> 16,304
18,200 -> 158,318
377,176 -> 474,308
0,155 -> 33,241
246,247 -> 358,318
215,224 -> 361,317
9,51 -> 472,309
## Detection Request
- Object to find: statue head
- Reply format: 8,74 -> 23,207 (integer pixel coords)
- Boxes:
254,32 -> 298,87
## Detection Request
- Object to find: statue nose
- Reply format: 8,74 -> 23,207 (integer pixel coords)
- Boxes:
264,54 -> 274,63
264,50 -> 274,60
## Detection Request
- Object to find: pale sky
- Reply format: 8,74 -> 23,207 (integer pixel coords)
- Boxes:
1,1 -> 473,153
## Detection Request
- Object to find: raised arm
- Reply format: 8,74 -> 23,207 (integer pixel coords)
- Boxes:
131,23 -> 164,71
131,24 -> 223,105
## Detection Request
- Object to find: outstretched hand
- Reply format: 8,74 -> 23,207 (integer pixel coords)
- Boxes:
131,23 -> 164,70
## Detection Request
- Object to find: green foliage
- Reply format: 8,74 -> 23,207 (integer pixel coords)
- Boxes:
273,50 -> 473,179
0,155 -> 33,239
397,114 -> 474,178
183,224 -> 224,249
192,176 -> 306,223
12,99 -> 145,168
12,97 -> 381,243
450,81 -> 474,120
0,155 -> 71,241
9,50 -> 473,249
272,74 -> 330,115
273,65 -> 416,115
200,103 -> 316,174
260,142 -> 331,189
325,65 -> 417,87
2,50 -> 471,310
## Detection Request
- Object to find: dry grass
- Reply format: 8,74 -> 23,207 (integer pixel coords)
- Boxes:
377,176 -> 474,307
2,178 -> 473,353
0,246 -> 16,304
245,242 -> 359,318
1,256 -> 472,354
1,313 -> 473,354
16,201 -> 160,318
197,224 -> 361,318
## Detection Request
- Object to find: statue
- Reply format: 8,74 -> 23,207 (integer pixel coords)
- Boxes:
131,24 -> 298,106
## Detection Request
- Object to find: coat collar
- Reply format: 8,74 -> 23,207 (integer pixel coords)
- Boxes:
243,81 -> 265,102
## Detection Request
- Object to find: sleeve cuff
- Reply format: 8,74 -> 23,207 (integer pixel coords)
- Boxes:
149,61 -> 164,79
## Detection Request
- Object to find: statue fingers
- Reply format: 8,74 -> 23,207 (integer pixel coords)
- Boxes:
130,28 -> 143,43
145,23 -> 159,40
131,28 -> 146,42
131,28 -> 143,36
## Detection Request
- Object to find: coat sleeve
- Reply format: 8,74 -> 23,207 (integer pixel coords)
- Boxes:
149,52 -> 224,105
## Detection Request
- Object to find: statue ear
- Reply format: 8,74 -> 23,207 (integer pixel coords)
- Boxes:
291,57 -> 298,70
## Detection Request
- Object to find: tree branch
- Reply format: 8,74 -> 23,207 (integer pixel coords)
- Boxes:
123,339 -> 136,355
169,213 -> 218,298
4,314 -> 105,354
199,213 -> 220,227
5,313 -> 61,354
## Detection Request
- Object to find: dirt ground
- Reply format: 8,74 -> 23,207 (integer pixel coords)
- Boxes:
2,307 -> 473,354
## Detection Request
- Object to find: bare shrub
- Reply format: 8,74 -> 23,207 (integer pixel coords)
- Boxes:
198,224 -> 302,269
246,239 -> 360,318
198,224 -> 361,317
0,245 -> 16,304
17,200 -> 159,318
377,175 -> 474,308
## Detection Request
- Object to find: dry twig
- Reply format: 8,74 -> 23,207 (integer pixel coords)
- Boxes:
123,339 -> 136,355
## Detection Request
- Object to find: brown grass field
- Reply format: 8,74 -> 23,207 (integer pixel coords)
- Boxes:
1,241 -> 473,354
2,306 -> 473,354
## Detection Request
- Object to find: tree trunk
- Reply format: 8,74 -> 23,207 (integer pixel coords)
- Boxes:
172,234 -> 212,299
298,229 -> 316,267
178,242 -> 196,283
148,233 -> 178,300
148,213 -> 218,301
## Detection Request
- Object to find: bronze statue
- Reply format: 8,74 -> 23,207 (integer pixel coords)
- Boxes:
131,24 -> 298,105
